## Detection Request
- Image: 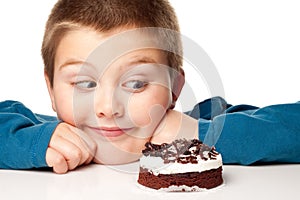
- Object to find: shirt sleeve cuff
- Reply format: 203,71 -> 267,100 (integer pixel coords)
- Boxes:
31,121 -> 59,168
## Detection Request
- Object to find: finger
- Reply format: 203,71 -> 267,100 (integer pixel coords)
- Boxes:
49,137 -> 82,170
75,129 -> 97,164
69,127 -> 97,156
46,148 -> 68,174
61,133 -> 93,166
84,153 -> 95,165
64,127 -> 97,165
53,123 -> 97,166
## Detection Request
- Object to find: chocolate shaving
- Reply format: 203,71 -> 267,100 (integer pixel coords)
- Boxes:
142,139 -> 219,164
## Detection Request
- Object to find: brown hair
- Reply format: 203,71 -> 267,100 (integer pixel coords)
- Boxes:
42,0 -> 182,87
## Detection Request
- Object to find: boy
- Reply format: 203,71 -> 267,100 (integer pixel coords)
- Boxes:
1,0 -> 300,174
0,0 -> 197,174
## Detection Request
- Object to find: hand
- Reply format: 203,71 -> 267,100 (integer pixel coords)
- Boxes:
46,122 -> 97,174
151,110 -> 198,144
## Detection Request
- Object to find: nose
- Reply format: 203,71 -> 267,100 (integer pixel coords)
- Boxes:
95,87 -> 124,118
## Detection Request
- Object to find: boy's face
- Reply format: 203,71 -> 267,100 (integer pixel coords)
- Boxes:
45,27 -> 175,164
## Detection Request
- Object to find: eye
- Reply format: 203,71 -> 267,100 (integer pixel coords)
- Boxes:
122,80 -> 148,91
74,81 -> 97,89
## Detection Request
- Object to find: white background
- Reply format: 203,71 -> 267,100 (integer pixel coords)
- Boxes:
1,164 -> 300,200
0,0 -> 299,115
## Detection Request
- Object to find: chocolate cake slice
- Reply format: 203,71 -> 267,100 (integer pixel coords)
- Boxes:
137,139 -> 223,191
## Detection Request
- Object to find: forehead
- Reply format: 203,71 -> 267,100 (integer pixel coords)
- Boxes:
55,27 -> 168,72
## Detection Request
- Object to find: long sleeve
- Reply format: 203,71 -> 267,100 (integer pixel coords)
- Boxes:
0,101 -> 59,169
187,97 -> 300,165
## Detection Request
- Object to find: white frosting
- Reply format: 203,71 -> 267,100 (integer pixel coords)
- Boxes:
139,154 -> 222,175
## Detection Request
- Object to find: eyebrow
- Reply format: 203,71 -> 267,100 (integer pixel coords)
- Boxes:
58,56 -> 159,71
58,59 -> 93,71
128,56 -> 157,64
122,56 -> 158,70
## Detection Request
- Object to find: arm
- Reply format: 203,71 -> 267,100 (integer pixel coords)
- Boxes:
192,97 -> 300,165
0,101 -> 58,169
0,101 -> 96,173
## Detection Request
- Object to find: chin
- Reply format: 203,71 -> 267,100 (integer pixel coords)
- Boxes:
93,152 -> 141,165
92,136 -> 150,165
92,141 -> 142,165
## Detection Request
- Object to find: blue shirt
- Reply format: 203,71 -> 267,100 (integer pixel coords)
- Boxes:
186,97 -> 300,165
0,97 -> 300,169
0,101 -> 58,169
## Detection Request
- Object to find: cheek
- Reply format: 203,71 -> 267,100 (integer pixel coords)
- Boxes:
53,91 -> 75,125
52,84 -> 86,126
51,75 -> 95,127
127,87 -> 171,127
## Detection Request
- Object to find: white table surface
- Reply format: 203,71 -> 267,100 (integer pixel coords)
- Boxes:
0,162 -> 299,200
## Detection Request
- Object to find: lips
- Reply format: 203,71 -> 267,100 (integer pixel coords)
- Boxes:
88,126 -> 132,137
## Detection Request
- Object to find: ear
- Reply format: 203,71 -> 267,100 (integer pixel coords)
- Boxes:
170,68 -> 185,109
44,72 -> 57,112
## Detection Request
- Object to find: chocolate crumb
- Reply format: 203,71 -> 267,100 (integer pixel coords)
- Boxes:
142,139 -> 219,164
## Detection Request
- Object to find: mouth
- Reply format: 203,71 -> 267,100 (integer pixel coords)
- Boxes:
88,126 -> 133,137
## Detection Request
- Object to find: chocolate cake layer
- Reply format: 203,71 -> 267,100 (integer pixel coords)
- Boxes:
138,166 -> 223,190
